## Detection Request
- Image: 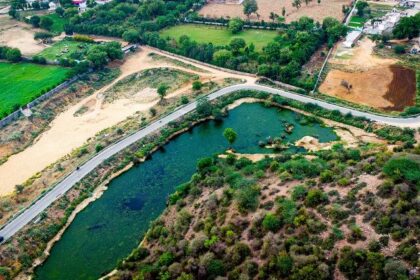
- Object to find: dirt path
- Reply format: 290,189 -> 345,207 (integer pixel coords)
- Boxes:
0,47 -> 253,196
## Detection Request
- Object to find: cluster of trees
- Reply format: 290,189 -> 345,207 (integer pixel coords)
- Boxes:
0,46 -> 22,62
62,0 -> 203,37
393,12 -> 420,39
146,16 -> 346,89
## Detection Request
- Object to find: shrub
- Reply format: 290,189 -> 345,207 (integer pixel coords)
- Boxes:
383,157 -> 420,183
393,45 -> 405,54
305,189 -> 328,207
73,34 -> 94,43
262,213 -> 282,232
236,185 -> 260,212
291,185 -> 307,201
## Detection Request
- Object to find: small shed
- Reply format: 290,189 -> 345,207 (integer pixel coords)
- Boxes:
343,30 -> 362,48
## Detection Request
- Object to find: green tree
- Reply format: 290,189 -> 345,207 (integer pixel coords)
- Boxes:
40,17 -> 53,31
157,84 -> 169,101
213,49 -> 232,66
228,18 -> 244,34
223,128 -> 237,147
15,184 -> 24,194
356,1 -> 368,16
383,157 -> 420,183
229,38 -> 246,54
122,29 -> 140,43
34,31 -> 53,43
29,15 -> 40,27
56,6 -> 65,16
87,47 -> 108,69
276,251 -> 293,276
192,80 -> 202,91
393,13 -> 420,39
243,0 -> 258,18
196,97 -> 213,116
5,48 -> 21,62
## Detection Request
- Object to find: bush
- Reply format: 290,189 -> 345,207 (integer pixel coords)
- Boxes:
383,157 -> 420,183
305,189 -> 328,207
73,34 -> 94,43
393,45 -> 405,54
236,185 -> 259,212
262,213 -> 282,232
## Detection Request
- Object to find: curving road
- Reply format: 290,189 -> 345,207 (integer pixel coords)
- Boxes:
1,83 -> 419,242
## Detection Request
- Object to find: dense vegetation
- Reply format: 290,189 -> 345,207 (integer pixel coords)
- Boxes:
115,142 -> 419,279
46,0 -> 346,89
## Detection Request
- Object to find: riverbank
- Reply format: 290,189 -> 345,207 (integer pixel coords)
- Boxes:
0,90 -> 413,279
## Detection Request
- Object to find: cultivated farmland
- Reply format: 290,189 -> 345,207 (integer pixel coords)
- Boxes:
160,24 -> 278,51
0,62 -> 71,118
199,0 -> 351,23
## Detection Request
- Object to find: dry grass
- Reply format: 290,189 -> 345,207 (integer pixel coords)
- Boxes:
199,0 -> 351,23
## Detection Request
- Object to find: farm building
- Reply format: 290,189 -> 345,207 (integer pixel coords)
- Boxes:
343,30 -> 362,48
363,10 -> 406,35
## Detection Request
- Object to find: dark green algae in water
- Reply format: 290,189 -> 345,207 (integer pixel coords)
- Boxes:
34,103 -> 337,280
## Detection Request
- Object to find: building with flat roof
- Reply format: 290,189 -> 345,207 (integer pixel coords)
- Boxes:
343,30 -> 362,48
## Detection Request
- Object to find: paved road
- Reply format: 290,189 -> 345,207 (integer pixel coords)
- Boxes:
1,83 -> 419,242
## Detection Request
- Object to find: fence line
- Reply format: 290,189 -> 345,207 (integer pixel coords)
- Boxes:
0,75 -> 80,128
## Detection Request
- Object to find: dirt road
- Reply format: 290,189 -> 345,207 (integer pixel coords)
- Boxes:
0,47 -> 253,196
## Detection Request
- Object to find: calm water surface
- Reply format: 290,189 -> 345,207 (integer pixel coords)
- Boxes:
35,103 -> 337,279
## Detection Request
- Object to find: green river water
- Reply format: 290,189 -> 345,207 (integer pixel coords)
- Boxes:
34,103 -> 337,280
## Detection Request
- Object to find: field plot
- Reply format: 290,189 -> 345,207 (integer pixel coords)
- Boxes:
160,24 -> 278,51
348,16 -> 366,28
319,38 -> 416,111
37,39 -> 94,60
0,15 -> 47,55
0,62 -> 71,118
199,0 -> 351,23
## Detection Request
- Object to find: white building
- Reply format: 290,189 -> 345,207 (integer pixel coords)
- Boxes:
95,0 -> 111,4
343,30 -> 362,48
363,10 -> 406,35
48,2 -> 56,11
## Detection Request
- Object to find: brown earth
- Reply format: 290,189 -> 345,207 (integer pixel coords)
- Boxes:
383,65 -> 416,111
320,38 -> 416,111
199,0 -> 351,24
0,15 -> 49,55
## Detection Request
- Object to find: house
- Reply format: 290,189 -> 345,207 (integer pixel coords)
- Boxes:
48,2 -> 56,11
72,0 -> 86,12
343,30 -> 362,48
95,0 -> 111,4
363,10 -> 406,35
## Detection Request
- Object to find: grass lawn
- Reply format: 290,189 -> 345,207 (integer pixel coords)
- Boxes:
160,24 -> 278,51
0,62 -> 71,118
348,16 -> 366,28
41,13 -> 67,34
37,39 -> 94,60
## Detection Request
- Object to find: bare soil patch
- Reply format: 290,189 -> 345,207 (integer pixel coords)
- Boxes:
383,65 -> 416,111
320,38 -> 416,111
0,15 -> 47,55
0,47 -> 248,196
199,0 -> 351,24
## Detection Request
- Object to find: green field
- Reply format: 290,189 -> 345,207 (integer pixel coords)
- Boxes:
0,62 -> 71,118
348,16 -> 366,28
160,24 -> 278,51
37,39 -> 94,60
